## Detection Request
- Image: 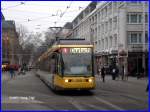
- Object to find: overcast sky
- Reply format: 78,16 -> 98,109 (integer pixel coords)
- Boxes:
2,1 -> 91,33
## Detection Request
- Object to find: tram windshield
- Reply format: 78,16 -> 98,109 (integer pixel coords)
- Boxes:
61,48 -> 93,76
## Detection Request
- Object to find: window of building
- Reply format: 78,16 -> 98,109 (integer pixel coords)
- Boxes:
101,24 -> 103,35
98,25 -> 100,36
114,34 -> 117,47
92,16 -> 94,22
97,41 -> 100,50
138,33 -> 142,43
109,19 -> 112,31
138,14 -> 142,23
101,9 -> 104,19
127,15 -> 130,23
102,39 -> 104,49
130,14 -> 138,23
104,22 -> 106,33
127,13 -> 142,24
95,28 -> 97,40
110,36 -> 112,47
100,12 -> 102,20
128,32 -> 143,44
98,11 -> 100,20
106,38 -> 108,49
145,32 -> 148,43
95,14 -> 97,22
131,34 -> 137,43
145,14 -> 148,23
113,16 -> 117,30
105,7 -> 107,17
106,22 -> 108,32
99,40 -> 101,50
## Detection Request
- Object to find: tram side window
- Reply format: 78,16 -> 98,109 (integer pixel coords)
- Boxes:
50,53 -> 58,74
50,59 -> 55,74
58,53 -> 63,76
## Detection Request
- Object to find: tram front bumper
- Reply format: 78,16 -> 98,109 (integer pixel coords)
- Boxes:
62,78 -> 96,90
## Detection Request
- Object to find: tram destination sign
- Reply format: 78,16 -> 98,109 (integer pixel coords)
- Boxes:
62,48 -> 91,54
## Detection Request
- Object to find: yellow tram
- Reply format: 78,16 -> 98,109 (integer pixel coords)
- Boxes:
38,38 -> 95,90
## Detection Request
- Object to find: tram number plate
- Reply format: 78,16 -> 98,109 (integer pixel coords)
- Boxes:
75,79 -> 82,82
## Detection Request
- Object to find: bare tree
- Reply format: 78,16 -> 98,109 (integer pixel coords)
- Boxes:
16,24 -> 44,66
16,23 -> 29,47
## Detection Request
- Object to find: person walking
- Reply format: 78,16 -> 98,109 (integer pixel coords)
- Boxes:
9,66 -> 15,79
111,66 -> 115,80
120,65 -> 124,80
111,65 -> 119,80
101,66 -> 105,82
98,66 -> 101,76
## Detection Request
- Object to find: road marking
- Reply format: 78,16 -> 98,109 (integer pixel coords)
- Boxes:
96,88 -> 147,103
85,103 -> 107,110
121,94 -> 148,103
67,97 -> 86,110
94,96 -> 124,110
2,98 -> 44,104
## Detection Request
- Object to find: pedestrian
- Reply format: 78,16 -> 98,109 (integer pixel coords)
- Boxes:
116,65 -> 119,80
9,66 -> 15,79
111,66 -> 118,80
101,66 -> 105,82
18,65 -> 26,75
21,66 -> 25,75
120,65 -> 124,80
98,66 -> 101,76
146,84 -> 148,92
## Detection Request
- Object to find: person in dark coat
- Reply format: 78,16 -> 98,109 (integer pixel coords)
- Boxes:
9,66 -> 15,79
120,66 -> 124,80
111,66 -> 119,80
101,66 -> 105,82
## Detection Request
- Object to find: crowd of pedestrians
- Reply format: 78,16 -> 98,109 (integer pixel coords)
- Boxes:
97,64 -> 148,92
8,63 -> 27,79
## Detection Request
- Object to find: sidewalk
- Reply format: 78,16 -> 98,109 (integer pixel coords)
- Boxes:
2,71 -> 11,82
95,74 -> 148,86
2,71 -> 21,82
36,70 -> 148,85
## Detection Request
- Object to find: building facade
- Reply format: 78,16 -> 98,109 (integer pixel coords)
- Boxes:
58,22 -> 73,38
71,1 -> 148,76
2,14 -> 22,65
72,2 -> 97,40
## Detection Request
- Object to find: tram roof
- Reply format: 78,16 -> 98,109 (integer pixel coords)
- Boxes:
54,38 -> 92,45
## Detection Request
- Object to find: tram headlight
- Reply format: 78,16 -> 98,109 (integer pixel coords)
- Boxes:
65,79 -> 69,83
88,79 -> 92,82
